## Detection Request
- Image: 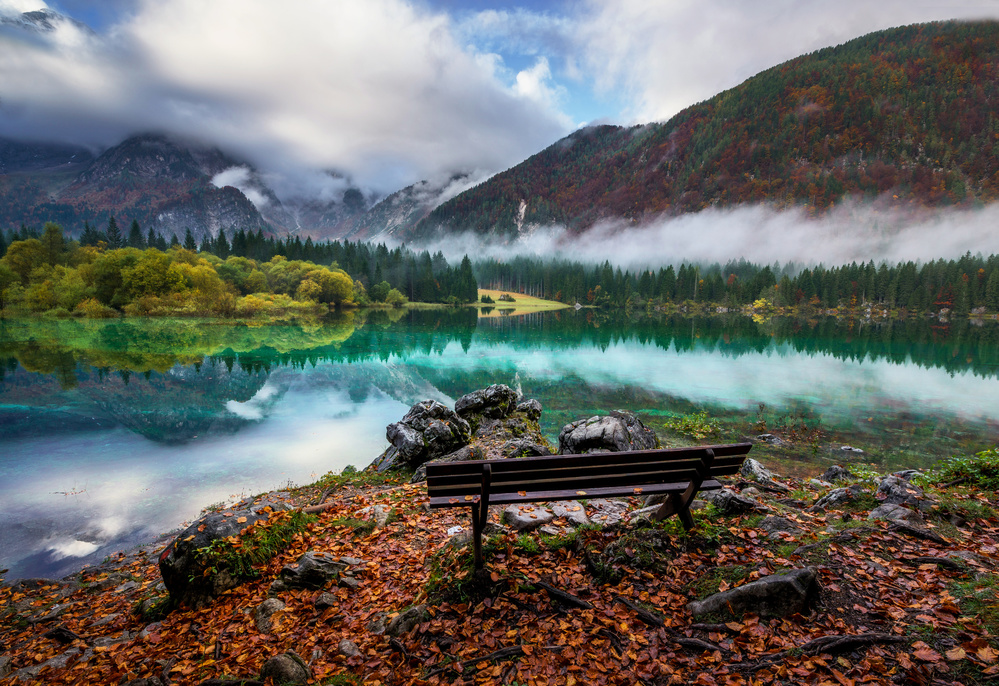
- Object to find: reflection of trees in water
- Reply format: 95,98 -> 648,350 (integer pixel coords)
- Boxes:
2,309 -> 999,387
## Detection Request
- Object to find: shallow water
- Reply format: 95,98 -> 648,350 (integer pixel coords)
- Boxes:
1,309 -> 997,580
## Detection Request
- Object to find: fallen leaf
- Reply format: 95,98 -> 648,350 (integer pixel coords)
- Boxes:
236,516 -> 247,524
633,488 -> 643,494
518,491 -> 527,496
946,647 -> 967,661
978,645 -> 999,663
576,491 -> 587,496
464,495 -> 473,501
490,572 -> 500,582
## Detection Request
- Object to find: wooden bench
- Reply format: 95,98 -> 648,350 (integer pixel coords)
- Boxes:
426,442 -> 752,569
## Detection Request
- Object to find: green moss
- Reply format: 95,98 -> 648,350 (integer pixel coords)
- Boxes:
196,509 -> 316,580
685,565 -> 753,600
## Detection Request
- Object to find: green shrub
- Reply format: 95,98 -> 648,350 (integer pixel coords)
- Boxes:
663,411 -> 720,440
929,447 -> 999,489
196,509 -> 316,580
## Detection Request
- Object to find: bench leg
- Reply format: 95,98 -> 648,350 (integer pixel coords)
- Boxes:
653,493 -> 695,529
471,501 -> 484,570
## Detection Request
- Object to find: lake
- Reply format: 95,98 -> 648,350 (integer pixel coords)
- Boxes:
2,308 -> 998,581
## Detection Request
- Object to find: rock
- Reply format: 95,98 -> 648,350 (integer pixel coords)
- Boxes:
259,651 -> 310,686
11,648 -> 81,680
755,433 -> 784,445
503,504 -> 554,531
410,445 -> 485,483
810,483 -> 865,511
741,486 -> 761,498
740,458 -> 777,482
820,465 -> 853,482
502,439 -> 552,458
270,552 -> 347,592
253,598 -> 285,633
357,504 -> 393,529
0,656 -> 11,679
558,411 -> 659,454
371,400 -> 472,471
368,612 -> 389,634
893,469 -> 922,481
550,501 -> 590,527
758,515 -> 801,539
702,488 -> 766,515
314,592 -> 337,610
122,679 -> 168,686
387,604 -> 427,636
809,479 -> 833,488
455,384 -> 519,421
338,639 -> 361,657
840,445 -> 864,453
588,498 -> 630,527
158,497 -> 292,609
876,476 -> 931,511
868,503 -> 923,525
445,522 -> 507,551
196,680 -> 263,686
687,568 -> 819,620
516,399 -> 542,421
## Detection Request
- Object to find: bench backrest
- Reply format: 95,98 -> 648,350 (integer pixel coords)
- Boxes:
426,442 -> 751,505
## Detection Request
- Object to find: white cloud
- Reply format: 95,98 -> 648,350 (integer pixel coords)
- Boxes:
211,166 -> 269,209
576,0 -> 999,123
0,0 -> 48,15
0,0 -> 571,193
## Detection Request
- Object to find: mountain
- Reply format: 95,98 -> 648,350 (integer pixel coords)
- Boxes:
411,20 -> 999,240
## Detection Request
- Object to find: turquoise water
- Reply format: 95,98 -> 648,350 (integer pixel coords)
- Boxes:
1,309 -> 998,580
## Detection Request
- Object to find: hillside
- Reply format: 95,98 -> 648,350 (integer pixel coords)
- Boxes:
413,20 -> 999,240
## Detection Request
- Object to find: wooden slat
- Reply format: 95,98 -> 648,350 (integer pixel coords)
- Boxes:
425,443 -> 751,478
429,479 -> 723,509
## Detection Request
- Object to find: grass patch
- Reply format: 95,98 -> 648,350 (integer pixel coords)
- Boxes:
308,465 -> 410,496
685,565 -> 753,600
424,534 -> 506,605
329,517 -> 378,538
662,411 -> 721,440
196,509 -> 316,580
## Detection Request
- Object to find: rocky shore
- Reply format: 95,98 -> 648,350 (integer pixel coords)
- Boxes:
2,385 -> 998,685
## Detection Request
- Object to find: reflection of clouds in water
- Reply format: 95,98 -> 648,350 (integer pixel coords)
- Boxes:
0,383 -> 405,579
226,382 -> 279,420
420,341 -> 999,424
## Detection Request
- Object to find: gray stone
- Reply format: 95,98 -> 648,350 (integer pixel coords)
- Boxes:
387,604 -> 427,636
503,504 -> 554,531
810,483 -> 865,511
254,598 -> 285,633
876,476 -> 930,510
820,465 -> 853,482
12,648 -> 81,680
516,399 -> 543,421
314,592 -> 337,610
372,400 -> 472,471
90,612 -> 122,628
558,411 -> 659,454
455,384 -> 520,420
368,611 -> 389,634
338,577 -> 361,590
702,488 -> 766,515
410,445 -> 485,483
893,469 -> 922,482
741,486 -> 761,498
445,522 -> 507,551
687,568 -> 819,620
740,458 -> 777,482
868,503 -> 923,526
259,651 -> 310,686
271,552 -> 346,592
549,501 -> 590,527
809,479 -> 833,488
840,445 -> 864,453
158,497 -> 292,609
587,498 -> 630,527
357,504 -> 392,529
501,439 -> 552,458
755,433 -> 784,445
0,656 -> 11,679
122,678 -> 167,686
338,639 -> 361,657
758,516 -> 801,539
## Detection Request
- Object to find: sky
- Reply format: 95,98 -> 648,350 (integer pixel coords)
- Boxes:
2,0 -> 999,200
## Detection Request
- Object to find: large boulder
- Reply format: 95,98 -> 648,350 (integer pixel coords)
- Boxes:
260,651 -> 310,686
159,498 -> 292,609
269,551 -> 361,593
455,384 -> 519,421
410,445 -> 485,484
371,400 -> 471,471
687,568 -> 819,620
876,475 -> 932,511
558,411 -> 660,454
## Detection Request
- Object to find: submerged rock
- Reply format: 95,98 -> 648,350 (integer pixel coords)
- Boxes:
558,411 -> 659,454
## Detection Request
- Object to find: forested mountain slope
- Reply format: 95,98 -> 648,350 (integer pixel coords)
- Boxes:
414,21 -> 999,239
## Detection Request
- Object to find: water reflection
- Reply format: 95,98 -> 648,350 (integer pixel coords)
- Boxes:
1,309 -> 998,580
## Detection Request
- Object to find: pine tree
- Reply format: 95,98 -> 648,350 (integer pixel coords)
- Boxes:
214,228 -> 230,258
170,233 -> 180,248
106,216 -> 122,249
199,234 -> 212,254
128,219 -> 145,248
183,228 -> 197,251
